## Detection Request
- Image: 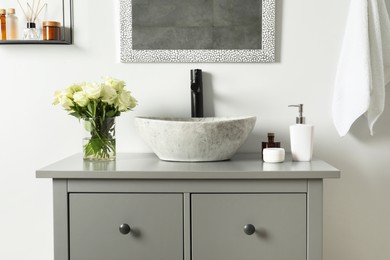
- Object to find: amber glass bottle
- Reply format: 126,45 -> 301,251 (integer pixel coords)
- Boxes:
261,133 -> 281,158
0,9 -> 6,40
43,21 -> 61,40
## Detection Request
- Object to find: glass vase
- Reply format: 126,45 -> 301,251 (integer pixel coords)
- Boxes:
82,117 -> 116,161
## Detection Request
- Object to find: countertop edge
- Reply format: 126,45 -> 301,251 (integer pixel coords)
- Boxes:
35,153 -> 341,180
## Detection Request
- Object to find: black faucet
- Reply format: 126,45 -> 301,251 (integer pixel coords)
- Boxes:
191,69 -> 204,118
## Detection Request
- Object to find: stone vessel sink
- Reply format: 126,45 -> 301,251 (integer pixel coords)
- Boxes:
135,116 -> 256,162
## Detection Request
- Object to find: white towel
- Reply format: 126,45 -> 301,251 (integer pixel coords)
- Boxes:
332,0 -> 390,136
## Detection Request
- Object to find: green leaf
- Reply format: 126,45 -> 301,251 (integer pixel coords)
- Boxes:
87,103 -> 94,116
83,121 -> 93,132
69,111 -> 81,119
106,110 -> 116,118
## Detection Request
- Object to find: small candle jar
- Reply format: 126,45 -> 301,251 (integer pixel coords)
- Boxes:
43,21 -> 61,40
263,148 -> 285,163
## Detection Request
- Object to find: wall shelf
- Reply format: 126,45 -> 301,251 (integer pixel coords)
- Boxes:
0,40 -> 71,45
0,0 -> 73,45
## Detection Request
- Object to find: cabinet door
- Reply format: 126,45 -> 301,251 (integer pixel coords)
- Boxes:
69,193 -> 183,260
192,194 -> 306,260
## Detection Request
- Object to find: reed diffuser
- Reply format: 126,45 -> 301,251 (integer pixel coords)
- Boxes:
17,0 -> 46,40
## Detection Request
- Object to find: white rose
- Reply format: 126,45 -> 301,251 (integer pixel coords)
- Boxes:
73,91 -> 89,107
116,90 -> 137,111
116,91 -> 130,111
128,94 -> 137,109
53,90 -> 63,105
82,82 -> 101,99
66,84 -> 82,97
60,96 -> 74,110
101,84 -> 117,105
104,77 -> 125,92
64,89 -> 73,99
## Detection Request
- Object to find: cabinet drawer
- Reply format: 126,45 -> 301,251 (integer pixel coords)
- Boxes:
69,193 -> 183,260
191,193 -> 306,260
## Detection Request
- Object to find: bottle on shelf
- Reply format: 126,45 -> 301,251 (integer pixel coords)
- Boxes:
24,22 -> 40,40
17,1 -> 46,40
0,9 -> 6,40
6,8 -> 18,40
43,21 -> 61,40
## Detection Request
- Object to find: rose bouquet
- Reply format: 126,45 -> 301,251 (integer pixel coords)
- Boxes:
53,77 -> 137,160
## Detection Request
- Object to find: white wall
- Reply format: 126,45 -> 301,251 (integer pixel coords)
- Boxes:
1,0 -> 389,259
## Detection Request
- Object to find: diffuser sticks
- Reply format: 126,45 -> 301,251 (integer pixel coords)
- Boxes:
17,0 -> 47,40
17,0 -> 47,23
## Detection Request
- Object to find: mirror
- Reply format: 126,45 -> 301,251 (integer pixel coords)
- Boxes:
120,0 -> 275,62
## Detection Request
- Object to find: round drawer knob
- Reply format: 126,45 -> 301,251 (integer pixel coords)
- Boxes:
243,224 -> 256,235
119,223 -> 131,235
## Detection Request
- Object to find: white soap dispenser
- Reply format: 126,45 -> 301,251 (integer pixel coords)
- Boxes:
288,104 -> 314,161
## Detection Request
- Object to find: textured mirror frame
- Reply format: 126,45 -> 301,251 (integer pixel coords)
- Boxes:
120,0 -> 275,63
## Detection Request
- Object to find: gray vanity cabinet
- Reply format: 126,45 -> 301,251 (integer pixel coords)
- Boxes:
69,193 -> 183,260
36,153 -> 340,260
192,194 -> 307,260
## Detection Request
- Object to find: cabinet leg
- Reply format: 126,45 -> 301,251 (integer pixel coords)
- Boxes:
307,179 -> 323,260
53,179 -> 68,260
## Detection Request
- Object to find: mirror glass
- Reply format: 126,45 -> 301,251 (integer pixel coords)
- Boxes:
120,0 -> 275,62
